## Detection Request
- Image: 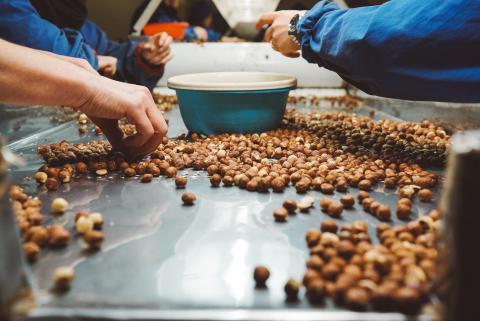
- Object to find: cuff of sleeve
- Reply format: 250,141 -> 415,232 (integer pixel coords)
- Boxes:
134,44 -> 166,77
297,0 -> 340,63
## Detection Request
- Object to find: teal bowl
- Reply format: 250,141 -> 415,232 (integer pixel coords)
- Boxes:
168,72 -> 297,135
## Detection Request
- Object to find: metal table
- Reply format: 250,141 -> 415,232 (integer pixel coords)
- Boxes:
3,98 -> 445,321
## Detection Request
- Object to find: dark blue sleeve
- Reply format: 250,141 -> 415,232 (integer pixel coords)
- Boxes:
0,0 -> 98,69
207,29 -> 221,42
297,0 -> 480,103
184,26 -> 198,41
81,20 -> 163,91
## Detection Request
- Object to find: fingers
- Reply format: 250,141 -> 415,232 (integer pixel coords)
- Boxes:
264,27 -> 273,42
256,12 -> 277,29
147,102 -> 168,135
160,52 -> 174,65
285,51 -> 301,58
89,117 -> 124,151
146,47 -> 172,65
124,104 -> 155,149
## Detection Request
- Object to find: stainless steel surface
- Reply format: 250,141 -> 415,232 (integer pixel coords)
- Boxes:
2,100 -> 441,321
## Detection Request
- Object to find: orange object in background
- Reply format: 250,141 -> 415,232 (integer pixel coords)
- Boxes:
142,22 -> 189,40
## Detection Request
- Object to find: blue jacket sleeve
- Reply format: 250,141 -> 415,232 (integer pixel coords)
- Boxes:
298,0 -> 480,103
0,0 -> 98,69
80,20 -> 164,91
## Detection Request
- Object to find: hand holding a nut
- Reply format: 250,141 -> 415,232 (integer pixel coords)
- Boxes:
75,77 -> 168,159
142,32 -> 173,66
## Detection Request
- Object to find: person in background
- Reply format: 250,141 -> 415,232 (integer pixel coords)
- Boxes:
132,0 -> 218,42
187,0 -> 221,41
258,0 -> 480,103
0,39 -> 167,158
0,0 -> 172,91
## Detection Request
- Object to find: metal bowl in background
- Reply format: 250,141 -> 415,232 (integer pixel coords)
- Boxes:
167,72 -> 297,135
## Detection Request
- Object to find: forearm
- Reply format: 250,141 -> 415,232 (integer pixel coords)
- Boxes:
0,40 -> 95,108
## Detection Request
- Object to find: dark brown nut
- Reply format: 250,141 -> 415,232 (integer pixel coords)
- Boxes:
371,284 -> 396,312
336,180 -> 348,193
376,205 -> 392,221
210,174 -> 222,187
282,199 -> 297,214
312,177 -> 324,191
35,171 -> 48,184
357,191 -> 370,202
418,189 -> 432,202
46,168 -> 59,178
76,162 -> 88,174
26,226 -> 49,247
376,223 -> 391,236
352,220 -> 368,233
140,173 -> 153,183
319,198 -> 333,212
52,266 -> 75,292
397,198 -> 412,208
337,240 -> 356,260
78,126 -> 87,134
362,197 -> 374,212
58,170 -> 71,183
207,164 -> 218,176
306,279 -> 325,305
165,166 -> 177,178
181,192 -> 196,206
49,224 -> 71,248
345,287 -> 370,311
358,179 -> 372,191
271,178 -> 286,193
84,230 -> 104,250
306,255 -> 324,271
396,204 -> 412,221
124,167 -> 136,177
384,177 -> 397,189
394,287 -> 422,315
45,178 -> 59,191
246,179 -> 258,192
340,195 -> 355,209
237,174 -> 250,189
295,178 -> 310,193
320,183 -> 334,194
305,229 -> 321,247
253,266 -> 270,287
369,201 -> 381,215
322,263 -> 341,281
284,279 -> 300,302
75,211 -> 89,223
321,219 -> 338,234
398,186 -> 415,199
222,175 -> 234,187
327,203 -> 343,218
273,208 -> 288,222
23,242 -> 40,262
303,269 -> 321,287
175,176 -> 187,188
90,213 -> 104,229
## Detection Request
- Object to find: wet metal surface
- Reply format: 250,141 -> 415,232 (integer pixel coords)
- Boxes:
3,102 -> 439,320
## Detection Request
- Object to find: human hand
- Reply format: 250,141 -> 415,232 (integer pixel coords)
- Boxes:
142,32 -> 173,66
257,11 -> 301,58
75,77 -> 168,159
194,26 -> 208,41
220,36 -> 245,43
97,55 -> 118,77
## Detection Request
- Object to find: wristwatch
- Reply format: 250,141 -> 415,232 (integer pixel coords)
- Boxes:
288,12 -> 305,47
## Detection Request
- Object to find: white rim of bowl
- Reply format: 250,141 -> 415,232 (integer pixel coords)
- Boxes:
167,72 -> 297,91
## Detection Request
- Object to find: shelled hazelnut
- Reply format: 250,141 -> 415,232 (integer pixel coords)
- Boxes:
358,180 -> 372,191
376,205 -> 391,222
49,224 -> 71,247
76,216 -> 94,234
357,191 -> 370,202
210,174 -> 222,187
282,199 -> 297,214
284,279 -> 300,301
327,203 -> 343,218
45,178 -> 59,191
418,189 -> 432,202
124,167 -> 136,177
222,176 -> 234,187
140,173 -> 153,183
90,212 -> 104,229
52,266 -> 75,292
181,192 -> 196,206
51,198 -> 68,214
340,195 -> 355,209
321,220 -> 338,234
165,166 -> 177,178
320,198 -> 333,212
253,266 -> 270,287
23,242 -> 40,262
320,183 -> 334,194
306,229 -> 321,247
273,208 -> 288,222
26,226 -> 49,247
345,287 -> 370,311
306,279 -> 325,304
84,230 -> 104,250
396,204 -> 412,221
35,171 -> 48,184
175,176 -> 187,188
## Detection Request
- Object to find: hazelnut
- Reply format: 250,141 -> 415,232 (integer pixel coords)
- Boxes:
84,230 -> 104,250
96,169 -> 108,176
140,173 -> 153,183
327,203 -> 343,218
181,192 -> 196,206
49,224 -> 71,248
345,287 -> 370,311
305,229 -> 321,247
295,178 -> 310,193
76,162 -> 88,174
175,176 -> 187,188
306,255 -> 324,271
51,198 -> 69,214
26,226 -> 49,247
322,263 -> 341,281
376,204 -> 391,221
358,179 -> 372,191
271,178 -> 286,193
396,204 -> 412,221
90,212 -> 104,229
282,199 -> 297,214
357,191 -> 370,202
273,208 -> 288,222
253,266 -> 270,287
319,198 -> 333,212
369,201 -> 381,215
297,196 -> 315,213
124,167 -> 136,177
165,166 -> 177,178
246,180 -> 258,192
397,198 -> 412,208
337,197 -> 354,212
418,189 -> 432,202
210,174 -> 222,187
23,242 -> 40,262
321,219 -> 338,234
45,178 -> 59,191
52,266 -> 75,292
362,197 -> 374,212
35,171 -> 48,184
306,279 -> 325,304
222,175 -> 234,187
320,183 -> 334,194
337,240 -> 356,260
394,287 -> 421,315
284,279 -> 300,302
75,211 -> 89,222
76,216 -> 94,234
303,269 -> 321,287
